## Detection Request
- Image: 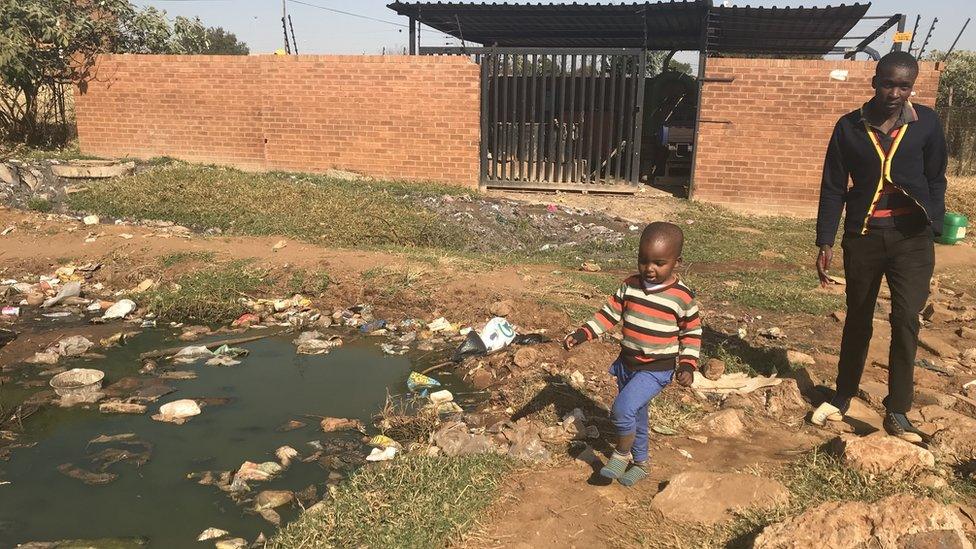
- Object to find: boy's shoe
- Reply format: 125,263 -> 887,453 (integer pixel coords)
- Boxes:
599,451 -> 631,480
618,464 -> 648,487
883,411 -> 926,444
811,397 -> 850,426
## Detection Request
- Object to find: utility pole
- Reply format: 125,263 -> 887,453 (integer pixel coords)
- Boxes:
281,0 -> 291,54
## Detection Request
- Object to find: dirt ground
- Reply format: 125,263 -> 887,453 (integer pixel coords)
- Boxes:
2,197 -> 976,548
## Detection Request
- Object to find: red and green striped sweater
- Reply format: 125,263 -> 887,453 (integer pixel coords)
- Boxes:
571,275 -> 702,372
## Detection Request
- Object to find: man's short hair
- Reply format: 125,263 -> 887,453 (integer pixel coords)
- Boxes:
876,51 -> 919,77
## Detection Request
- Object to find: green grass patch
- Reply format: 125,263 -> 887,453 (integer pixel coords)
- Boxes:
682,202 -> 817,265
67,164 -> 471,249
647,391 -> 707,434
27,197 -> 52,213
285,268 -> 332,296
141,261 -> 266,323
686,268 -> 843,316
157,251 -> 217,268
271,454 -> 513,548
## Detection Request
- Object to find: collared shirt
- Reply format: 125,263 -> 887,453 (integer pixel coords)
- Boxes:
858,101 -> 925,229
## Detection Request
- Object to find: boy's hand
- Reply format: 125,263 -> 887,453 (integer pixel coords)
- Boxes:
562,333 -> 578,350
675,364 -> 695,387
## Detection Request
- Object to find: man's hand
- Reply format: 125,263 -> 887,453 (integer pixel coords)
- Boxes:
816,245 -> 833,288
675,364 -> 694,387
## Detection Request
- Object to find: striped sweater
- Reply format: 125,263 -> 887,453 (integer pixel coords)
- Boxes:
572,275 -> 702,372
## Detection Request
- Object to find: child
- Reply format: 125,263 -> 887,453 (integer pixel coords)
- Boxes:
563,221 -> 700,486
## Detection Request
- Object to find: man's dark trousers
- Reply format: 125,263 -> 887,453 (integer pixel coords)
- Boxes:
835,224 -> 935,413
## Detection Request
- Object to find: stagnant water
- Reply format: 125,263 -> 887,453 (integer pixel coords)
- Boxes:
0,329 -> 467,547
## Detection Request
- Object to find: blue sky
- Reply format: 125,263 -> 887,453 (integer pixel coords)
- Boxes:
136,0 -> 975,63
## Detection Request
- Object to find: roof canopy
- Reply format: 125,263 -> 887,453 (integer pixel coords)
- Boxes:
387,1 -> 871,55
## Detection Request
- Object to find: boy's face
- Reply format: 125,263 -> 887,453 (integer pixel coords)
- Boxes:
871,65 -> 917,117
638,238 -> 681,286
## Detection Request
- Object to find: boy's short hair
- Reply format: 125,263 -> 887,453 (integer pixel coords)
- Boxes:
876,51 -> 919,77
640,222 -> 684,254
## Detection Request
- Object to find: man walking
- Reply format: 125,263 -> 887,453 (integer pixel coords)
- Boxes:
811,52 -> 948,443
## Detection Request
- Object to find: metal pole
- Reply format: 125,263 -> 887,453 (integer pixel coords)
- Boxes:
917,18 -> 938,59
409,18 -> 417,55
945,18 -> 971,59
288,15 -> 298,54
688,3 -> 712,199
907,15 -> 921,53
281,0 -> 291,54
892,14 -> 907,52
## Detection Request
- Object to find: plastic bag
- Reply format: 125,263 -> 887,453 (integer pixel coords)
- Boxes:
452,331 -> 488,362
407,371 -> 441,393
479,317 -> 516,352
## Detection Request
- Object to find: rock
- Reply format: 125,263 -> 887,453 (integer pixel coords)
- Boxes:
701,409 -> 746,438
254,490 -> 294,510
432,422 -> 496,457
831,311 -> 847,323
82,215 -> 99,225
959,326 -> 976,340
922,302 -> 955,324
831,432 -> 934,479
25,292 -> 46,306
580,262 -> 601,272
753,495 -> 971,549
561,408 -> 587,438
651,471 -> 789,525
918,332 -> 959,358
701,358 -> 725,381
569,370 -> 586,387
429,389 -> 454,405
857,380 -> 889,407
277,420 -> 306,432
513,347 -> 539,368
197,528 -> 229,541
258,508 -> 281,526
918,473 -> 950,490
465,368 -> 493,390
489,300 -> 514,317
962,348 -> 976,367
786,350 -> 816,366
722,392 -> 763,411
275,446 -> 299,468
919,405 -> 976,464
765,379 -> 807,416
234,461 -> 282,482
57,463 -> 118,485
915,387 -> 957,408
319,417 -> 364,433
759,327 -> 785,339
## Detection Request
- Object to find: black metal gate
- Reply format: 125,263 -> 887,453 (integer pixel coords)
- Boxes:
478,48 -> 647,192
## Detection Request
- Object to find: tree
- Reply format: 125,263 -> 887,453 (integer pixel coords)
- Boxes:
0,0 -> 135,145
118,8 -> 248,55
927,50 -> 976,107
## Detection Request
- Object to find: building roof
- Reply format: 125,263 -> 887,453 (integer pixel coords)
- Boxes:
386,1 -> 871,55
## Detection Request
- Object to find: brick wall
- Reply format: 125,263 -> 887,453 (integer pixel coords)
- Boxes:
75,54 -> 481,187
692,58 -> 941,216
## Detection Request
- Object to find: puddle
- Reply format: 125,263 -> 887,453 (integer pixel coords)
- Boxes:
0,329 -> 468,547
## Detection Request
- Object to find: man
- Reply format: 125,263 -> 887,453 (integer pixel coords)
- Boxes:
811,52 -> 948,443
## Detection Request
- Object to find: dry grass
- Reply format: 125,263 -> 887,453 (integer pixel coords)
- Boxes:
947,175 -> 976,223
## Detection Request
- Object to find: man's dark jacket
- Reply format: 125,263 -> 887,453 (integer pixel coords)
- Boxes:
816,103 -> 948,247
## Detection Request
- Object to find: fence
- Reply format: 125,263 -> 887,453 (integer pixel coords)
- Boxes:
939,105 -> 976,176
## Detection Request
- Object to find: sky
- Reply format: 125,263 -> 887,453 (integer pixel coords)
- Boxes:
135,0 -> 975,65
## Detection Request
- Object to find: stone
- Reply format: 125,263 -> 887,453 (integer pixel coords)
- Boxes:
701,358 -> 725,381
650,471 -> 790,525
962,348 -> 976,367
513,347 -> 539,368
98,400 -> 147,414
857,380 -> 889,407
319,417 -> 365,433
151,399 -> 201,424
918,473 -> 950,490
786,350 -> 816,366
920,405 -> 976,464
465,368 -> 493,390
234,461 -> 282,482
722,392 -> 763,411
765,379 -> 807,416
831,311 -> 847,323
919,332 -> 959,358
215,538 -> 248,549
254,490 -> 294,510
489,300 -> 514,317
959,326 -> 976,340
922,302 -> 955,324
915,387 -> 957,408
701,409 -> 746,438
831,432 -> 934,479
197,528 -> 229,541
753,495 -> 971,549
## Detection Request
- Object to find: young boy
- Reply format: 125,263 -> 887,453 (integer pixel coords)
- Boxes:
563,222 -> 700,486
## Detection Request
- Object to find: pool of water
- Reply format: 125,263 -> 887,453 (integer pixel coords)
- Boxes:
0,329 -> 465,547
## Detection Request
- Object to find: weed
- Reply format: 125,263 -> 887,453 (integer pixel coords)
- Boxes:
285,268 -> 331,296
647,391 -> 707,434
685,268 -> 842,316
158,251 -> 217,268
271,454 -> 513,548
947,175 -> 976,225
27,197 -> 52,213
142,261 -> 265,323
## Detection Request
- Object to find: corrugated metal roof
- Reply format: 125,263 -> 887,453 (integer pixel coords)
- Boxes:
386,1 -> 870,55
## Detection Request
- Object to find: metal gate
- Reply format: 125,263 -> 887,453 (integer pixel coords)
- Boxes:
479,48 -> 648,192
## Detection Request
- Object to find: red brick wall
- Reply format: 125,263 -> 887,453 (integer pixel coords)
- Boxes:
75,54 -> 481,187
692,58 -> 941,216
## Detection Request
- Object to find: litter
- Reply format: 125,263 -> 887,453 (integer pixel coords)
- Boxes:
42,312 -> 73,318
234,461 -> 282,482
205,356 -> 241,367
50,335 -> 96,358
368,435 -> 402,450
429,389 -> 454,405
366,447 -> 397,461
427,317 -> 454,332
213,344 -> 249,358
275,446 -> 299,468
99,400 -> 148,414
232,313 -> 260,327
101,299 -> 136,320
691,372 -> 782,394
152,399 -> 202,424
41,281 -> 81,308
480,317 -> 517,352
678,449 -> 694,459
297,337 -> 343,355
1,306 -> 19,316
197,528 -> 229,542
320,417 -> 365,432
360,319 -> 387,334
407,371 -> 440,393
171,345 -> 214,364
130,279 -> 155,294
50,368 -> 105,399
26,351 -> 60,365
380,344 -> 408,355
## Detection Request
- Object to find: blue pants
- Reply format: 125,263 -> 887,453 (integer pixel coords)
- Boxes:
609,360 -> 672,463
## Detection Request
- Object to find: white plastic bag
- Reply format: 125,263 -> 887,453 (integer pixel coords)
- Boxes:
478,317 -> 516,352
